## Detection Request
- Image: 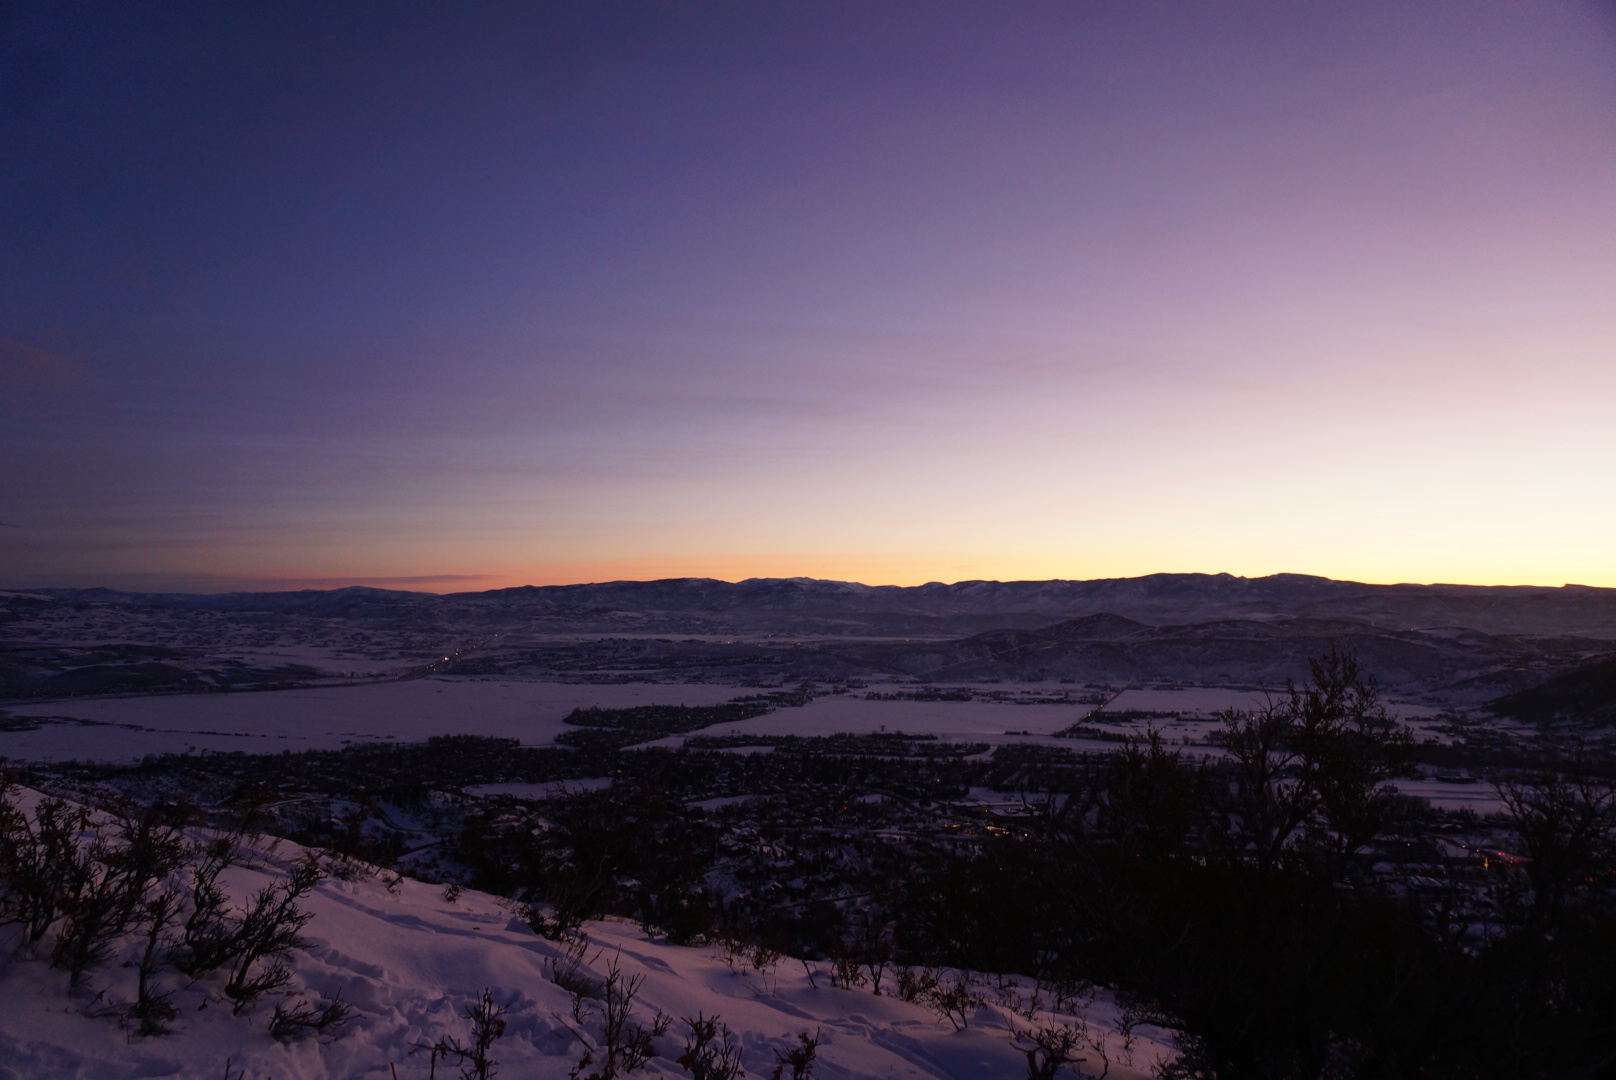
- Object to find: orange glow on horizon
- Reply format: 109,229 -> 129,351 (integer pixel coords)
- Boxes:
131,555 -> 1615,595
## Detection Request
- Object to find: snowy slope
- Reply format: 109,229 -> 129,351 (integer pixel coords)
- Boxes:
0,818 -> 1169,1079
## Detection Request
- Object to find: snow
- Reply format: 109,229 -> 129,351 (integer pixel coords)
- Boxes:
684,696 -> 1089,741
0,796 -> 1170,1079
1387,778 -> 1508,816
0,680 -> 741,763
0,680 -> 1204,763
464,778 -> 615,801
1101,687 -> 1271,715
0,678 -> 1443,765
1102,687 -> 1438,721
688,794 -> 772,812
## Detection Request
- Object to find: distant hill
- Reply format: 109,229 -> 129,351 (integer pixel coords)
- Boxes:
9,574 -> 1616,703
21,573 -> 1616,639
1488,654 -> 1616,727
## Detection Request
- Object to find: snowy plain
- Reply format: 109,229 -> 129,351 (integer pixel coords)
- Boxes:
0,680 -> 740,763
0,680 -> 1173,763
0,677 -> 1485,813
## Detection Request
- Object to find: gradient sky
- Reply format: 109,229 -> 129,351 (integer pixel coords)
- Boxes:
3,1 -> 1615,592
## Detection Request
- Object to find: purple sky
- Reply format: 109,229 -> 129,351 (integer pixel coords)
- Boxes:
3,1 -> 1615,591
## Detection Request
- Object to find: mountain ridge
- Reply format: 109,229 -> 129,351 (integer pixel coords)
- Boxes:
17,573 -> 1616,639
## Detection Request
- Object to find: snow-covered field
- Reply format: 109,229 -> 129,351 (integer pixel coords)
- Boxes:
1101,688 -> 1271,715
463,778 -> 616,800
693,697 -> 1089,741
0,681 -> 1190,763
0,676 -> 1453,773
0,802 -> 1170,1079
0,681 -> 740,763
1385,777 -> 1507,816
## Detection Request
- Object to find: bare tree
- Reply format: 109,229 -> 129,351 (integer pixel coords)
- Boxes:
1212,648 -> 1413,886
1497,752 -> 1616,929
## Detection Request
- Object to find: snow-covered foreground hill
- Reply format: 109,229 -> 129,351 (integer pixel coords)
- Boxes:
0,817 -> 1169,1079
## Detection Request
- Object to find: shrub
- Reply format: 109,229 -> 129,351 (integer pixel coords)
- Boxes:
677,1012 -> 744,1080
546,936 -> 603,1024
895,965 -> 940,1002
129,889 -> 182,1036
268,991 -> 352,1041
1012,1022 -> 1087,1080
0,794 -> 99,945
922,974 -> 983,1032
175,837 -> 239,975
434,988 -> 508,1080
224,853 -> 321,1012
771,1029 -> 820,1080
601,976 -> 656,1074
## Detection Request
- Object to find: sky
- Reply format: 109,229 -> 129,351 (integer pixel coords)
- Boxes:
3,0 -> 1615,593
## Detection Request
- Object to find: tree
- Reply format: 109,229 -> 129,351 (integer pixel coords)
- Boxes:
1497,752 -> 1616,930
1211,648 -> 1413,886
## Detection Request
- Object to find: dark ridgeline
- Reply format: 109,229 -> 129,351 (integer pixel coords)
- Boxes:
21,573 -> 1616,637
1489,654 -> 1616,728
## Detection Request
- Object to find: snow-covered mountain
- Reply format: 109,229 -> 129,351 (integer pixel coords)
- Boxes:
5,574 -> 1614,704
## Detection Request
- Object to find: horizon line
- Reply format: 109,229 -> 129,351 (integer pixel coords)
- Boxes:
5,570 -> 1608,598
